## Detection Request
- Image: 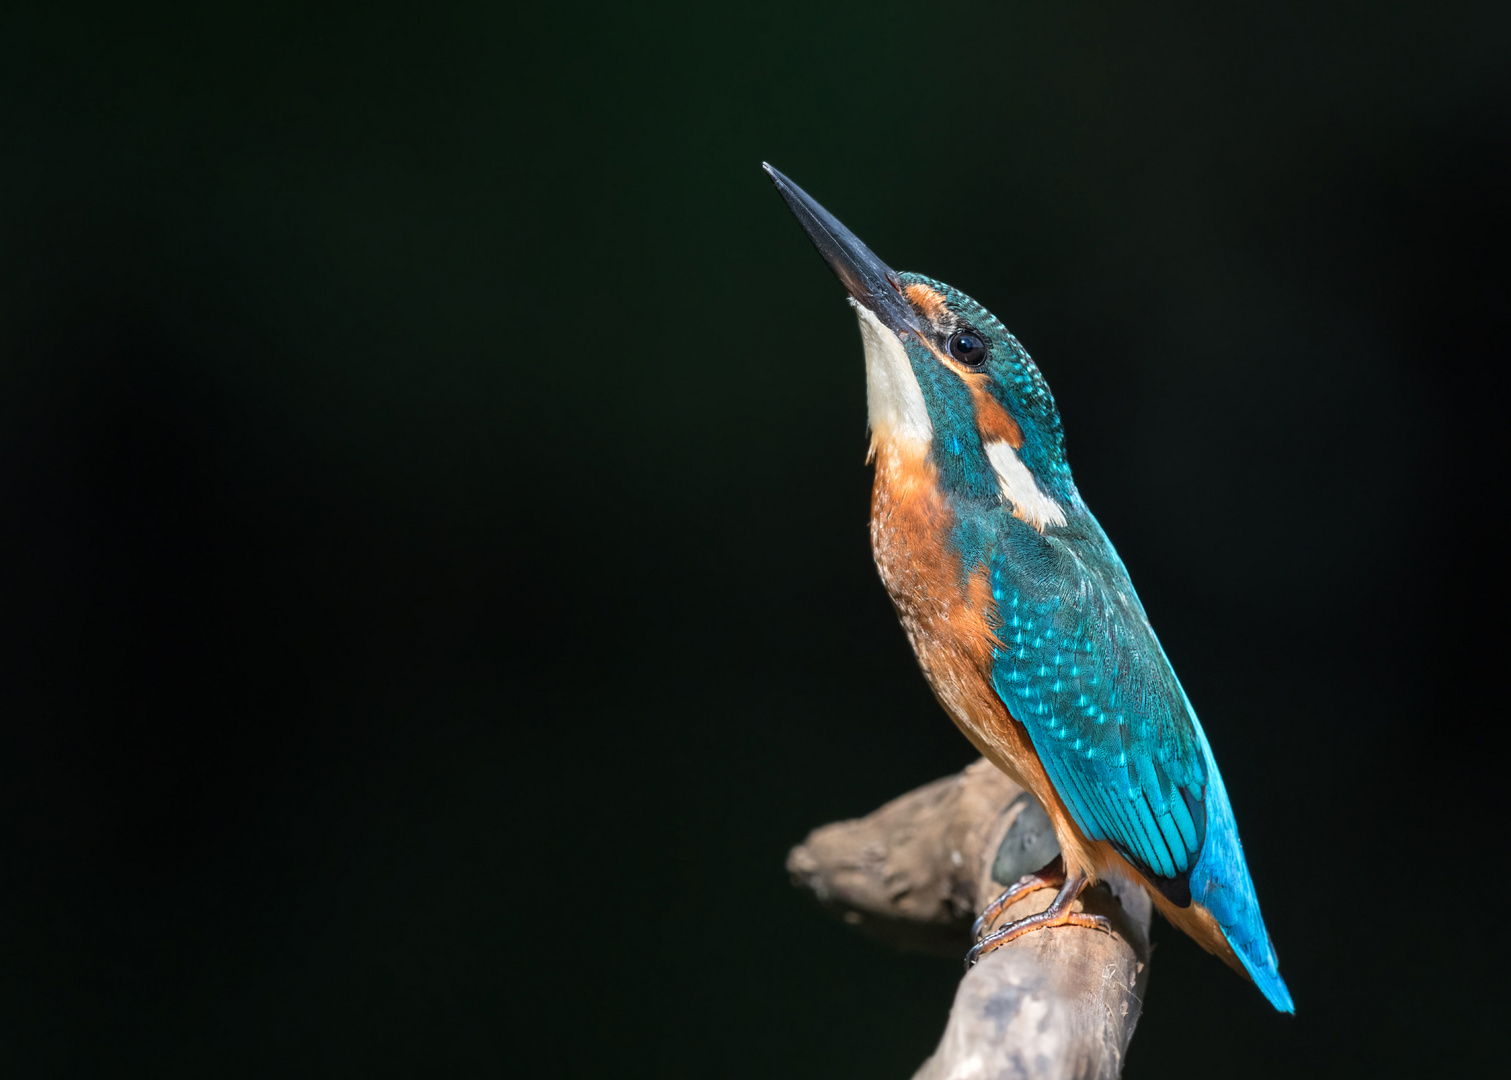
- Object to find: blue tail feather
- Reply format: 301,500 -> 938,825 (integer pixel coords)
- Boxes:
1186,714 -> 1294,1013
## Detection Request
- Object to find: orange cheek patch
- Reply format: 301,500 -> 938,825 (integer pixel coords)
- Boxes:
968,381 -> 1023,448
897,281 -> 1024,450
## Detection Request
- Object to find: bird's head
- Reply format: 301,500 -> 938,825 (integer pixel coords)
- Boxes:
765,164 -> 1074,532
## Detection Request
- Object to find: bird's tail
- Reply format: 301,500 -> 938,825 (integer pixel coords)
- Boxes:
1186,716 -> 1295,1013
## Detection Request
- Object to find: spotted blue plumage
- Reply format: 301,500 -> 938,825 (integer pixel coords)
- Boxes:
982,507 -> 1291,1012
987,511 -> 1206,889
899,273 -> 1294,1013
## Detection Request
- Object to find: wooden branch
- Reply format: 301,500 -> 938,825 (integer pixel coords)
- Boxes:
788,760 -> 1154,1080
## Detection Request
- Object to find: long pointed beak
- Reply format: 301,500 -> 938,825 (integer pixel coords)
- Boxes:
763,163 -> 925,341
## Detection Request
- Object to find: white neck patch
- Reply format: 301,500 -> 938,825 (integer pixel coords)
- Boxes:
852,302 -> 932,448
985,440 -> 1067,532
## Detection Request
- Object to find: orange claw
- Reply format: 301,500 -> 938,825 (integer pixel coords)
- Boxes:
971,855 -> 1067,940
965,868 -> 1114,968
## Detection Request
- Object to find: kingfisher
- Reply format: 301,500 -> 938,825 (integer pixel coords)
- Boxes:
764,164 -> 1292,1013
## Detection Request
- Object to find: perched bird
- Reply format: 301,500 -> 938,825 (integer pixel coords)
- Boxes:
764,164 -> 1292,1013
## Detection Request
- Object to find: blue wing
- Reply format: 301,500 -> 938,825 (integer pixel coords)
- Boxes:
986,511 -> 1208,897
984,508 -> 1292,1011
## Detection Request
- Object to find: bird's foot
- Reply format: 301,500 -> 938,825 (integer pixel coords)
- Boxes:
965,869 -> 1114,969
970,855 -> 1066,940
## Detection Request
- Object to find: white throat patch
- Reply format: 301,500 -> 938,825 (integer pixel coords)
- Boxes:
985,440 -> 1066,532
852,302 -> 932,448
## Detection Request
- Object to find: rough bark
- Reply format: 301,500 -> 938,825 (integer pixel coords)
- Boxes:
788,760 -> 1153,1080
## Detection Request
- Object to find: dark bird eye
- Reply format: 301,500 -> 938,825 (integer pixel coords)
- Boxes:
948,330 -> 987,366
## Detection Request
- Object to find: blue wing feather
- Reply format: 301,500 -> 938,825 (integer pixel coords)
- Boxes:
987,511 -> 1207,887
982,505 -> 1292,1012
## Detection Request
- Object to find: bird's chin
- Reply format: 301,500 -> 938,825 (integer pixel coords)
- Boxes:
854,302 -> 933,451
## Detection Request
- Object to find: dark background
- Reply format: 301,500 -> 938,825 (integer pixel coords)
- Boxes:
0,1 -> 1505,1076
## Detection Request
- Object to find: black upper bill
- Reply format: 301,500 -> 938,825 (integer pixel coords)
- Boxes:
762,163 -> 924,340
